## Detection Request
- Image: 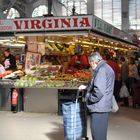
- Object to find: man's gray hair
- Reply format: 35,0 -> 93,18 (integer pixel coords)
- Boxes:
88,52 -> 102,64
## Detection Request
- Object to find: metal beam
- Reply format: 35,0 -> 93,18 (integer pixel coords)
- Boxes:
48,0 -> 52,15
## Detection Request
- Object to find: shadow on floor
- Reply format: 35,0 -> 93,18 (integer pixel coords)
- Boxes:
45,122 -> 64,140
117,107 -> 140,122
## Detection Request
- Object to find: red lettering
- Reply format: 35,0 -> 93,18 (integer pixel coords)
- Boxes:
47,19 -> 53,28
73,18 -> 78,27
42,19 -> 53,28
14,20 -> 23,29
54,19 -> 59,28
31,20 -> 41,29
80,17 -> 90,27
24,20 -> 29,29
42,19 -> 46,28
61,18 -> 71,28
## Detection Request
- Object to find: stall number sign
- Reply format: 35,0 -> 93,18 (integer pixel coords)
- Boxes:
0,15 -> 93,32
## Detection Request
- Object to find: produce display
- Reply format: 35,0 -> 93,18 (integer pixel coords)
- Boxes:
13,69 -> 91,88
46,43 -> 75,55
73,70 -> 92,81
14,75 -> 41,87
14,76 -> 87,88
1,70 -> 24,79
1,41 -> 91,88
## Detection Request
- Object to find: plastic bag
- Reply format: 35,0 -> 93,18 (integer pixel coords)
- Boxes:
112,96 -> 119,113
119,84 -> 129,98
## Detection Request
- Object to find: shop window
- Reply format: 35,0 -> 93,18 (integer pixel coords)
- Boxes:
6,8 -> 20,19
32,5 -> 48,17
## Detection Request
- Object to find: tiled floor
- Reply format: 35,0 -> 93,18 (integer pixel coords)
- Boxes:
0,107 -> 140,140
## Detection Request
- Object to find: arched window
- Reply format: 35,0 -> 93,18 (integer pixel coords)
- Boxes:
32,5 -> 48,17
129,0 -> 140,30
62,0 -> 87,16
6,8 -> 20,19
94,0 -> 121,29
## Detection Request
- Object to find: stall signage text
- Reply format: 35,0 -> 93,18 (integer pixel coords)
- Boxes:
0,16 -> 92,32
93,16 -> 133,43
0,20 -> 13,31
93,17 -> 113,35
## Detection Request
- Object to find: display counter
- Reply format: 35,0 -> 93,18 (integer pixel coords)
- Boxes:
0,79 -> 79,114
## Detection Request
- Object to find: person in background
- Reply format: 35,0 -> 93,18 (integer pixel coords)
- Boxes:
106,55 -> 120,101
68,52 -> 80,69
137,58 -> 140,78
3,48 -> 17,71
128,57 -> 138,94
80,50 -> 90,69
79,52 -> 115,140
120,57 -> 129,106
69,50 -> 89,69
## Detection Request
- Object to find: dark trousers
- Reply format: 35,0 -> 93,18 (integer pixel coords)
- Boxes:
90,112 -> 109,140
114,80 -> 121,102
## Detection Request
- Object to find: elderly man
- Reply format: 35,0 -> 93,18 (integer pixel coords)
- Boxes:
79,52 -> 115,140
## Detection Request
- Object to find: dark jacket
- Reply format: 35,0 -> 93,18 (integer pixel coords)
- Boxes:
4,54 -> 17,71
121,62 -> 129,82
86,60 -> 115,113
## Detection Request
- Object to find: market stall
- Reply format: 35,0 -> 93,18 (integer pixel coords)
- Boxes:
0,15 -> 139,113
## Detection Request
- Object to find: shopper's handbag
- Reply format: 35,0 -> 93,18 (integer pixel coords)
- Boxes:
112,96 -> 119,113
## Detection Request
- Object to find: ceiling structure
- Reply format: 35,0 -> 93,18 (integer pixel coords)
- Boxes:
0,0 -> 46,18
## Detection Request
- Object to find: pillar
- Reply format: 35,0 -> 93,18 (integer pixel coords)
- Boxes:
121,0 -> 129,31
87,0 -> 94,15
52,0 -> 62,16
0,0 -> 5,19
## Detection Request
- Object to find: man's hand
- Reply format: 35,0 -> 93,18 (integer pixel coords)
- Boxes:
78,85 -> 87,91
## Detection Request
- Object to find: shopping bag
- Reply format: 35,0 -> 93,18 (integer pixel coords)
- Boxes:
62,102 -> 86,140
112,96 -> 119,113
119,84 -> 130,98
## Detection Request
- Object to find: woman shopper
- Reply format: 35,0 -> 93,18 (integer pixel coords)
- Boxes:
79,52 -> 115,140
119,57 -> 129,106
128,57 -> 138,94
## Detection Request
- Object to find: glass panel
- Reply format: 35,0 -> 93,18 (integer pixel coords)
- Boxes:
94,0 -> 102,18
129,25 -> 136,30
6,8 -> 20,19
129,0 -> 140,28
137,26 -> 140,29
62,0 -> 87,16
32,5 -> 48,17
94,0 -> 121,28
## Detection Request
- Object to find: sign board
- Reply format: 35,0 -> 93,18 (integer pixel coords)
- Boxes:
93,16 -> 113,35
0,15 -> 133,43
92,16 -> 133,43
0,15 -> 93,32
